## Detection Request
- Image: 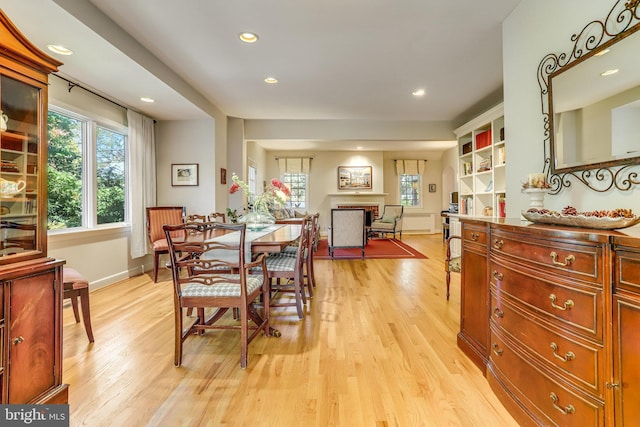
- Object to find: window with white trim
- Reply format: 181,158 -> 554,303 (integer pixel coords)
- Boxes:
282,173 -> 307,209
399,174 -> 421,207
248,165 -> 257,197
47,107 -> 127,230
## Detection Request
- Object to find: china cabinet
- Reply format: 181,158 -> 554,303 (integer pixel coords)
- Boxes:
0,9 -> 67,404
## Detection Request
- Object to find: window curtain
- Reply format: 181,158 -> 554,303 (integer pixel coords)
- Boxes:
395,159 -> 426,175
128,109 -> 156,259
278,157 -> 311,174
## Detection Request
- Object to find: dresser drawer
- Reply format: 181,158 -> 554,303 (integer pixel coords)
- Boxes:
463,225 -> 487,246
614,249 -> 640,295
491,291 -> 603,395
491,230 -> 602,283
490,329 -> 604,427
491,259 -> 603,340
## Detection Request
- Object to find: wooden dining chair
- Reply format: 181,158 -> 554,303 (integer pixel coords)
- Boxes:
164,221 -> 272,368
208,212 -> 226,223
260,216 -> 312,319
63,267 -> 94,343
146,206 -> 185,282
445,235 -> 462,301
279,213 -> 318,297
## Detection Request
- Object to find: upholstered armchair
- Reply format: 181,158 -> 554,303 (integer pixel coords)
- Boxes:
328,208 -> 366,259
369,205 -> 404,239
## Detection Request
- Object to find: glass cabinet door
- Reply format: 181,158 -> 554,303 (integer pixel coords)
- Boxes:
0,74 -> 40,258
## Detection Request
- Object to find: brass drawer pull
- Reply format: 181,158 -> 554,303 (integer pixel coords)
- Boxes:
550,251 -> 576,267
549,294 -> 574,311
550,392 -> 575,415
492,270 -> 503,281
492,343 -> 503,356
550,342 -> 575,362
493,239 -> 504,249
470,232 -> 480,241
12,336 -> 24,345
606,382 -> 620,389
493,307 -> 504,318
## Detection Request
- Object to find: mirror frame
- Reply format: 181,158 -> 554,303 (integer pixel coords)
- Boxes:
538,0 -> 640,193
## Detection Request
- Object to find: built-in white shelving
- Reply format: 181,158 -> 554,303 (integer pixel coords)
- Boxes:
453,103 -> 506,219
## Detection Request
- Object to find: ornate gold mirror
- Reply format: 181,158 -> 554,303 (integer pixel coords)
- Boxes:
538,0 -> 640,193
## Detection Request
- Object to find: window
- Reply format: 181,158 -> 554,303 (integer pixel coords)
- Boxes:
400,174 -> 421,207
282,173 -> 307,209
248,165 -> 257,197
47,107 -> 127,230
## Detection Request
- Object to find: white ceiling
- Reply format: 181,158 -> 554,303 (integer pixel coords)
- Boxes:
0,0 -> 522,151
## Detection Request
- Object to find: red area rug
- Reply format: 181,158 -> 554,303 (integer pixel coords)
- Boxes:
314,238 -> 427,260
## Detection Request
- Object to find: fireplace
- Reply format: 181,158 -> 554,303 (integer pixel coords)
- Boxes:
337,204 -> 379,226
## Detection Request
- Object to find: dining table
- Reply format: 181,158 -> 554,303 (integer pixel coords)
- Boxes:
250,223 -> 302,254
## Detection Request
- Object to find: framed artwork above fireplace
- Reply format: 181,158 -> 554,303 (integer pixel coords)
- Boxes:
338,166 -> 372,190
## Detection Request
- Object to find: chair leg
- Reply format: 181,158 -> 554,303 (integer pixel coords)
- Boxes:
153,252 -> 160,283
295,278 -> 304,319
240,305 -> 248,369
70,296 -> 81,323
174,306 -> 184,367
79,288 -> 95,342
446,271 -> 451,301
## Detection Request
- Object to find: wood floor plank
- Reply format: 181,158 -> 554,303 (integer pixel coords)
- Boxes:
61,234 -> 518,427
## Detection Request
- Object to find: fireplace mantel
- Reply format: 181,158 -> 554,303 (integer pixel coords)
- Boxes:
327,193 -> 388,196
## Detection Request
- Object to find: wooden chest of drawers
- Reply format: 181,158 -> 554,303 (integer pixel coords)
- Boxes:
488,224 -> 608,426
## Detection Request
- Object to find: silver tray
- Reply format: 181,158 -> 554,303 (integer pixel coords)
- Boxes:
521,211 -> 640,230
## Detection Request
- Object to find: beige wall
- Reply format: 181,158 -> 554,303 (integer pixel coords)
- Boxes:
503,0 -> 640,214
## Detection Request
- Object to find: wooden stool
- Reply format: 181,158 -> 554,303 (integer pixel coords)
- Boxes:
63,267 -> 95,343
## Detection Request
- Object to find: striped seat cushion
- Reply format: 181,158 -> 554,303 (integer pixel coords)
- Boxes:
181,274 -> 264,297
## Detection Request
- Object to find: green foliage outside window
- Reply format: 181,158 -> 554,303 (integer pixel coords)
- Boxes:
47,111 -> 82,229
47,110 -> 126,230
400,174 -> 420,207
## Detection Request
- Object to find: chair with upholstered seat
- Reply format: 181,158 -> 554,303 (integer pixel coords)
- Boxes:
444,235 -> 462,300
146,206 -> 185,282
369,205 -> 404,240
164,221 -> 271,368
63,267 -> 94,343
328,208 -> 365,259
261,215 -> 312,319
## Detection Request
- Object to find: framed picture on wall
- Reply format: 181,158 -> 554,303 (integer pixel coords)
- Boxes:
220,168 -> 227,185
429,183 -> 436,193
338,166 -> 372,190
171,163 -> 199,186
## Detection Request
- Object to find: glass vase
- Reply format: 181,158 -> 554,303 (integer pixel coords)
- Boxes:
239,206 -> 276,231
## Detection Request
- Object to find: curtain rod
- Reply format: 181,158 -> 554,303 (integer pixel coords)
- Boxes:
274,156 -> 314,160
394,159 -> 428,162
53,74 -> 127,111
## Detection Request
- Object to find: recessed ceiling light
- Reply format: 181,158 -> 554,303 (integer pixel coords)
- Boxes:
47,44 -> 73,55
412,89 -> 426,97
594,48 -> 610,57
601,69 -> 619,76
239,32 -> 259,43
264,77 -> 278,84
140,97 -> 155,103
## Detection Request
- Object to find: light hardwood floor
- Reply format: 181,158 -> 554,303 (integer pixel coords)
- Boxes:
61,233 -> 519,427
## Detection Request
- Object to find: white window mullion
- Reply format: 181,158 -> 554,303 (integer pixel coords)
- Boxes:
85,121 -> 97,228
